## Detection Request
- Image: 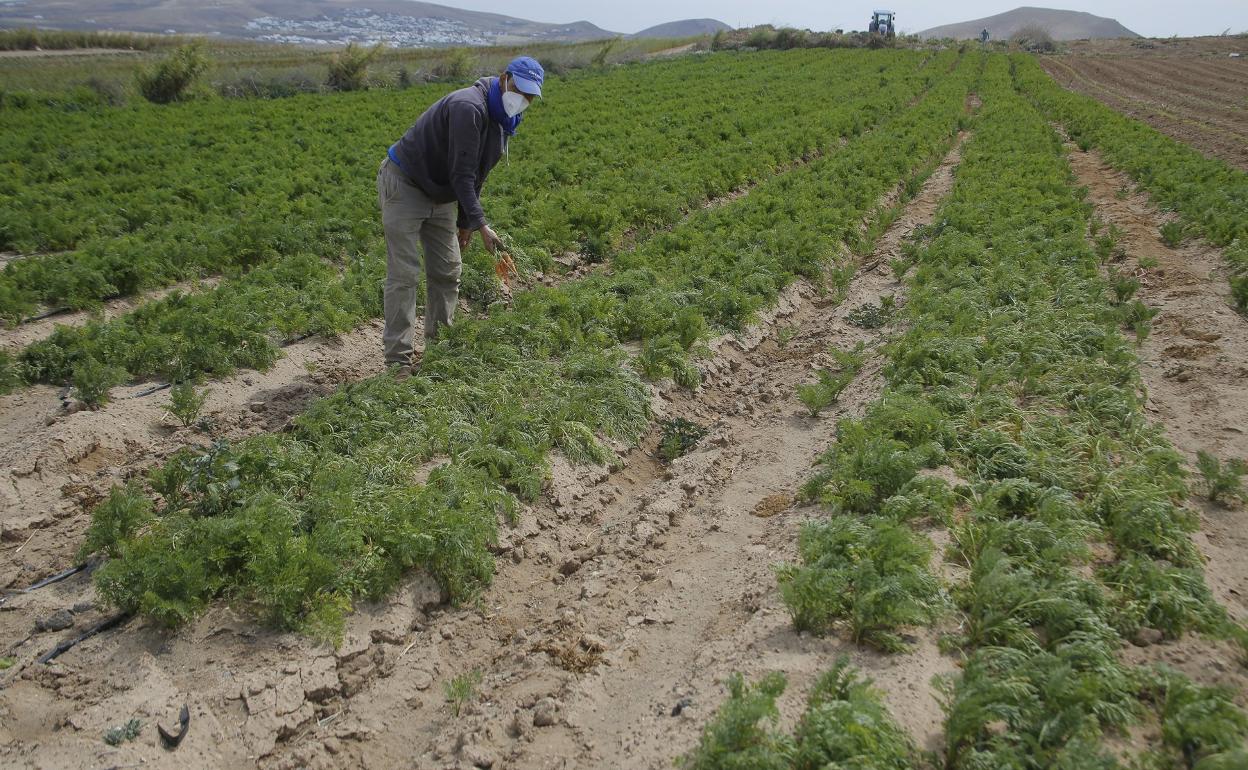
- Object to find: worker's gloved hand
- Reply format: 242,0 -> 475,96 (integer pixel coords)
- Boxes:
478,224 -> 503,254
457,228 -> 472,250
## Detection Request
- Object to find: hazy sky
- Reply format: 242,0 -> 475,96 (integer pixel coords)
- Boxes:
457,1 -> 1248,37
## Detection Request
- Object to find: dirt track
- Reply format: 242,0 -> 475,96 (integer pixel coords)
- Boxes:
1041,37 -> 1248,170
0,126 -> 970,769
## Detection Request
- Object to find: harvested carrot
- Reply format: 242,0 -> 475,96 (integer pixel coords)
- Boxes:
495,251 -> 519,285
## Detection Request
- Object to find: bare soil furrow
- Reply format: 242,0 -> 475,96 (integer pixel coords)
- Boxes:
1087,58 -> 1247,112
1059,58 -> 1248,139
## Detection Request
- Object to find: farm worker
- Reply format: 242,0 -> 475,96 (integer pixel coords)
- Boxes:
378,55 -> 544,371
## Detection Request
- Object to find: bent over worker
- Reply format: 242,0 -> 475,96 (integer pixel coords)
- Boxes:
378,55 -> 544,371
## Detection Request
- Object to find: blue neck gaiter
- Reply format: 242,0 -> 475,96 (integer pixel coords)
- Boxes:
486,77 -> 522,136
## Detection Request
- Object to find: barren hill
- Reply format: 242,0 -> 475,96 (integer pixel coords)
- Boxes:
918,6 -> 1140,41
0,0 -> 619,47
631,19 -> 730,38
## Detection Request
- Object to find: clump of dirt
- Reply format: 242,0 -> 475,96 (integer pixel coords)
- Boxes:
752,494 -> 793,518
531,634 -> 605,674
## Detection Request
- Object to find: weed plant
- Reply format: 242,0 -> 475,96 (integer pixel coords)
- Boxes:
444,669 -> 483,717
1195,451 -> 1247,506
103,718 -> 142,746
658,418 -> 708,462
796,344 -> 864,416
845,301 -> 893,329
135,44 -> 208,103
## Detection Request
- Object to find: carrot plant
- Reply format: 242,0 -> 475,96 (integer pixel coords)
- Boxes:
71,356 -> 126,408
776,515 -> 945,651
168,381 -> 208,428
680,659 -> 918,769
927,58 -> 1245,766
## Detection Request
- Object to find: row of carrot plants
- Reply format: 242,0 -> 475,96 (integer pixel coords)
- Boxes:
0,49 -> 956,395
75,52 -> 979,639
0,48 -> 946,305
3,48 -> 929,310
1011,54 -> 1248,312
687,55 -> 1246,769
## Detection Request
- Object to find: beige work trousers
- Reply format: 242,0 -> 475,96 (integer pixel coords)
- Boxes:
377,157 -> 461,366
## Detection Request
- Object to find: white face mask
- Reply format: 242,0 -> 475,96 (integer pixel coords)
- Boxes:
502,88 -> 529,118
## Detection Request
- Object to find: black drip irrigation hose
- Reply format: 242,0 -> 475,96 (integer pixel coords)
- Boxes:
134,382 -> 172,398
38,612 -> 130,665
22,305 -> 72,323
19,563 -> 86,593
284,331 -> 318,346
21,290 -> 131,325
1,563 -> 91,608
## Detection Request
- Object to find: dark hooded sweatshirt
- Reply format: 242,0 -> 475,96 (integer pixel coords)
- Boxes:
389,77 -> 507,231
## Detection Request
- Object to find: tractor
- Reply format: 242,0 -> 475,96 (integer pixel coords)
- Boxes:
869,10 -> 896,39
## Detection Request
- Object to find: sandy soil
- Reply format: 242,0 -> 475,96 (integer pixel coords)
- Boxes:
1040,44 -> 1248,170
1065,144 -> 1248,629
0,130 -> 971,769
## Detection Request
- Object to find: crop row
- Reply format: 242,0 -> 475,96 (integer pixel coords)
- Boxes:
681,660 -> 920,769
689,55 -> 1247,768
0,48 -> 942,321
0,49 -> 957,395
1011,54 -> 1248,312
74,52 -> 979,638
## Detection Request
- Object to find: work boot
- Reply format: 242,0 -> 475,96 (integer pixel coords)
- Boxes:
388,362 -> 416,382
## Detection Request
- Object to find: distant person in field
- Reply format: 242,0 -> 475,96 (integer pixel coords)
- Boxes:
980,28 -> 990,43
378,55 -> 544,372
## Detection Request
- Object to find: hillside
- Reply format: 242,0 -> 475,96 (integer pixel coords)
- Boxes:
0,0 -> 618,46
631,19 -> 730,38
918,6 -> 1140,41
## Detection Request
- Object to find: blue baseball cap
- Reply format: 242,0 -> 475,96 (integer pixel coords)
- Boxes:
506,56 -> 544,97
